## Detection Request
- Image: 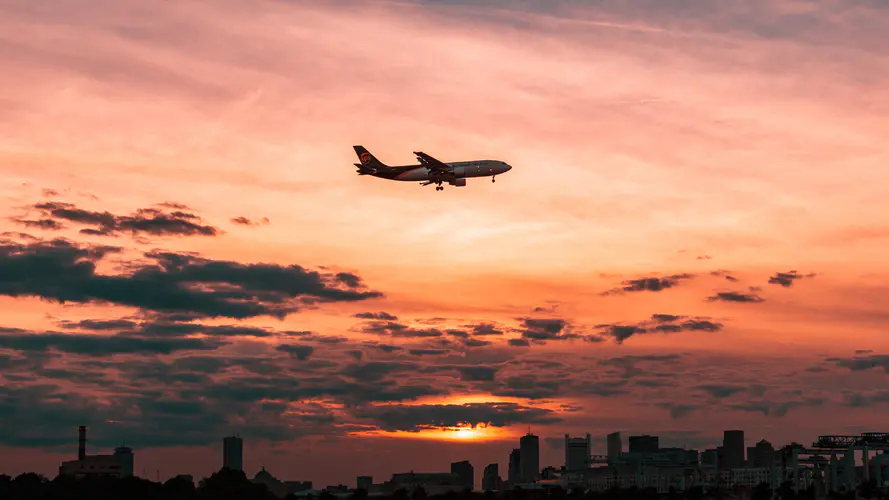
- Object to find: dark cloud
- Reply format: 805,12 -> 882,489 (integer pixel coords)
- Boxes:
596,314 -> 723,343
832,354 -> 889,373
275,344 -> 314,360
508,338 -> 530,347
710,270 -> 739,282
655,402 -> 698,418
516,317 -> 581,342
707,291 -> 764,303
493,375 -> 561,399
358,320 -> 443,338
231,216 -> 270,226
0,237 -> 382,319
768,270 -> 815,287
354,402 -> 562,432
0,327 -> 226,356
20,201 -> 220,238
354,312 -> 398,320
602,273 -> 694,295
695,384 -> 746,399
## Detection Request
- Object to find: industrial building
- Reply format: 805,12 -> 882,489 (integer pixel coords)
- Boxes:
223,435 -> 243,471
58,426 -> 134,479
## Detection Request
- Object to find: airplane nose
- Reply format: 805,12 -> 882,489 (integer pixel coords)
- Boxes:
503,163 -> 512,172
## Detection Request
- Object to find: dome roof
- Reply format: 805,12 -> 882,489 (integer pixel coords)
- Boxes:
253,466 -> 275,481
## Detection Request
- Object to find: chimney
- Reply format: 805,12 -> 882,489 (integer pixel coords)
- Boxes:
78,426 -> 87,460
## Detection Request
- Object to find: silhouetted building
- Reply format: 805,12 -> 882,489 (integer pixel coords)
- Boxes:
59,426 -> 134,479
565,433 -> 591,471
389,472 -> 463,495
750,439 -> 775,468
508,448 -> 521,485
223,435 -> 243,471
451,460 -> 473,490
357,476 -> 373,490
628,435 -> 659,453
252,467 -> 313,498
701,448 -> 718,467
482,464 -> 500,491
520,432 -> 540,482
723,430 -> 745,469
607,432 -> 622,458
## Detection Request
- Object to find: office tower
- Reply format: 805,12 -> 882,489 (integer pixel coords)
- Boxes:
451,460 -> 474,490
565,433 -> 591,471
223,435 -> 243,471
519,432 -> 540,483
508,448 -> 521,485
723,430 -> 745,469
628,435 -> 659,453
751,439 -> 775,468
357,476 -> 373,490
607,432 -> 622,458
482,464 -> 500,491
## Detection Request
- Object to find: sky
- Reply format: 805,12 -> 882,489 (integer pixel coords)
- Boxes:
1,0 -> 889,489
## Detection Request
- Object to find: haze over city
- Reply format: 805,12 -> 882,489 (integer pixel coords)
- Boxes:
2,0 -> 889,490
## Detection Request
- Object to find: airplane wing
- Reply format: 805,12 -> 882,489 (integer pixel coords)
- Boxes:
414,151 -> 453,174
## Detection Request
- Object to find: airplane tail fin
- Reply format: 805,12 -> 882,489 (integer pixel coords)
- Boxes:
353,146 -> 389,172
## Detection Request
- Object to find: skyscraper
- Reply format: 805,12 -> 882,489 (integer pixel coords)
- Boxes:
565,433 -> 591,471
450,460 -> 473,490
482,464 -> 500,491
508,448 -> 521,485
519,432 -> 539,483
723,430 -> 745,469
223,435 -> 243,471
607,432 -> 622,458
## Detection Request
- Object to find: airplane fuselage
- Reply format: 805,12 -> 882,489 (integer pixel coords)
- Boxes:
371,160 -> 510,182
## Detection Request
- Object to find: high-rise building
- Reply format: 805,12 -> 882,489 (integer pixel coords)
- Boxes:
565,434 -> 591,471
723,430 -> 745,469
628,435 -> 659,454
450,461 -> 473,490
223,435 -> 243,471
607,432 -> 622,458
508,448 -> 521,485
750,439 -> 775,468
519,432 -> 540,483
482,464 -> 500,491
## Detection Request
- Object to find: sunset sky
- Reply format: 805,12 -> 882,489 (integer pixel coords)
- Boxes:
2,0 -> 889,488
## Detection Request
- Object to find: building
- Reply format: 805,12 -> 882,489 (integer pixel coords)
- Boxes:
482,464 -> 500,491
388,472 -> 464,495
59,426 -> 134,479
749,439 -> 775,468
607,432 -> 622,458
357,476 -> 373,490
252,467 -> 314,499
223,435 -> 243,471
508,449 -> 521,485
520,432 -> 540,483
723,430 -> 745,470
450,461 -> 473,490
565,434 -> 591,471
629,435 -> 659,454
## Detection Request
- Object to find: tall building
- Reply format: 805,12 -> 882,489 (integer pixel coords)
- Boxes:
508,448 -> 521,485
750,439 -> 775,468
519,432 -> 540,483
628,435 -> 659,453
565,434 -> 591,471
482,464 -> 500,491
607,432 -> 622,458
223,435 -> 243,471
723,430 -> 745,469
450,461 -> 473,490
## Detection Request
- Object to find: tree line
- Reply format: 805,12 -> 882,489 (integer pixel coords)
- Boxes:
1,468 -> 885,500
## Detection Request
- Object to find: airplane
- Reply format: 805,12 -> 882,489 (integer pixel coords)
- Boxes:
352,145 -> 512,191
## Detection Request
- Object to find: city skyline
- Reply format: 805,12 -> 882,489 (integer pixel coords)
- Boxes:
2,0 -> 889,491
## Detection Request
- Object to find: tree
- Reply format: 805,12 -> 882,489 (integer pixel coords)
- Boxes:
752,482 -> 773,500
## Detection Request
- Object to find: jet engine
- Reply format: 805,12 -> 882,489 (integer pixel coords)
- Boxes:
448,178 -> 467,187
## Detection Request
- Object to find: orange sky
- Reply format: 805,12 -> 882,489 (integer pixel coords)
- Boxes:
1,0 -> 889,489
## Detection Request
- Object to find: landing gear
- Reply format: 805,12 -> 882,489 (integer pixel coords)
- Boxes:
436,186 -> 443,191
492,176 -> 496,183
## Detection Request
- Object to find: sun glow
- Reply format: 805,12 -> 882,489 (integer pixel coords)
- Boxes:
360,424 -> 514,442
